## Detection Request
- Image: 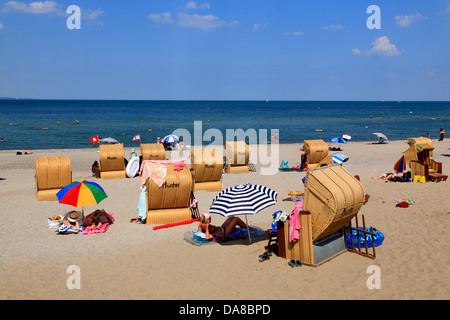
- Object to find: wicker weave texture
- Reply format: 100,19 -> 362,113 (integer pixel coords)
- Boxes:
304,165 -> 365,241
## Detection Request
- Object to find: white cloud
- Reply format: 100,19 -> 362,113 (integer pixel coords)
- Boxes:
351,48 -> 362,56
322,24 -> 343,32
2,1 -> 61,14
368,36 -> 401,56
177,13 -> 237,31
283,30 -> 304,36
0,23 -> 4,30
352,36 -> 401,57
395,12 -> 426,27
84,8 -> 104,21
438,6 -> 450,15
185,1 -> 210,10
252,23 -> 267,31
147,12 -> 174,24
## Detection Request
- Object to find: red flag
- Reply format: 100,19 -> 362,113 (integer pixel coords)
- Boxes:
132,134 -> 140,142
90,135 -> 99,144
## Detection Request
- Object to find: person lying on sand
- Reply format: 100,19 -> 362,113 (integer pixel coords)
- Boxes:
63,211 -> 80,229
198,213 -> 255,239
372,171 -> 411,180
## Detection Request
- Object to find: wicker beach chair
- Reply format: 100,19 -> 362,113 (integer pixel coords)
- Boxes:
140,143 -> 166,161
403,139 -> 446,182
190,147 -> 223,191
301,140 -> 329,170
35,156 -> 72,201
99,144 -> 127,179
225,141 -> 250,173
144,162 -> 195,225
279,165 -> 366,266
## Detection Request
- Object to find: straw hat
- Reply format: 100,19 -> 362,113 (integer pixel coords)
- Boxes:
67,211 -> 79,222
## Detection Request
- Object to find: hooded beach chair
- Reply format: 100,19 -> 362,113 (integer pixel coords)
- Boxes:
190,147 -> 223,191
143,161 -> 196,225
99,144 -> 126,179
301,140 -> 329,170
402,140 -> 445,182
278,165 -> 366,266
35,156 -> 72,201
225,141 -> 250,173
140,143 -> 166,161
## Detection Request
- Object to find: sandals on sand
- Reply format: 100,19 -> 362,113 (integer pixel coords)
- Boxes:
258,252 -> 272,262
288,259 -> 302,268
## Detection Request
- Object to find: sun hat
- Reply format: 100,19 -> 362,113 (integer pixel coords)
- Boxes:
131,148 -> 135,152
203,213 -> 211,220
67,211 -> 79,222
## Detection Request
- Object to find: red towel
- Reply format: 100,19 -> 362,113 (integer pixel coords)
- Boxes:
396,201 -> 409,208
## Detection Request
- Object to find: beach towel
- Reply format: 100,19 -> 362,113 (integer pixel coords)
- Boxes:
57,224 -> 83,234
136,186 -> 148,221
188,227 -> 263,245
289,202 -> 302,243
82,222 -> 111,235
139,159 -> 187,189
82,211 -> 114,235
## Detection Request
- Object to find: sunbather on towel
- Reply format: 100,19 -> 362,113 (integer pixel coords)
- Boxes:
198,213 -> 255,239
63,211 -> 80,230
372,171 -> 410,181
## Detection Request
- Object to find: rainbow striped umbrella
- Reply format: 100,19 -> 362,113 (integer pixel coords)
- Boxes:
57,180 -> 107,214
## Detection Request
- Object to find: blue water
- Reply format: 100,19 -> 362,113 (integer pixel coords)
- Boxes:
0,100 -> 449,150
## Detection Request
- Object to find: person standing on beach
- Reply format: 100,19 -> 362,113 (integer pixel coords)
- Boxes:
438,128 -> 445,141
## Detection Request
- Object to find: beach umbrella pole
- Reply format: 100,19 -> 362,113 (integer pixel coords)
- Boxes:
245,214 -> 252,244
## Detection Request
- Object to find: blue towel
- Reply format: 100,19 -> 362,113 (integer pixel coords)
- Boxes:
136,186 -> 148,221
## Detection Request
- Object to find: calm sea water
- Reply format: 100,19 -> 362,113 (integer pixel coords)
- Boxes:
0,100 -> 449,150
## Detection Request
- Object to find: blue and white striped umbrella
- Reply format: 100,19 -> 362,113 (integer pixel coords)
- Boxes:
209,183 -> 277,243
162,134 -> 179,143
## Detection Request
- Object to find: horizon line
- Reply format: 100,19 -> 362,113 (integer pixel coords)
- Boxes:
1,98 -> 449,103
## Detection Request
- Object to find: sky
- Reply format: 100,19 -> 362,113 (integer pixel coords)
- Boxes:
0,0 -> 449,101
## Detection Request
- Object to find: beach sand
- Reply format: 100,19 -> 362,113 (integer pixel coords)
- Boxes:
0,140 -> 449,300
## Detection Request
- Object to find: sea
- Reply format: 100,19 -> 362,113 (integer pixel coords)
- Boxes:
0,100 -> 449,151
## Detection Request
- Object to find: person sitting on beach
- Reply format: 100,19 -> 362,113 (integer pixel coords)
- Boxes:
63,211 -> 80,229
130,148 -> 137,158
197,213 -> 255,239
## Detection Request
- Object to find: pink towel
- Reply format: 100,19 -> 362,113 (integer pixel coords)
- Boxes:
289,202 -> 302,243
139,159 -> 187,189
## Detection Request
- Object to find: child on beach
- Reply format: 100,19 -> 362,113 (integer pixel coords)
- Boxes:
197,213 -> 255,238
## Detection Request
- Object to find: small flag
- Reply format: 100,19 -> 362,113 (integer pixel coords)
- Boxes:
89,135 -> 99,144
132,134 -> 141,142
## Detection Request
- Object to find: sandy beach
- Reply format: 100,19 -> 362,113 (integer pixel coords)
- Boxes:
0,140 -> 449,300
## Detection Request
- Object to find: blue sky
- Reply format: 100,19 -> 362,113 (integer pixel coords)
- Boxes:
0,0 -> 449,100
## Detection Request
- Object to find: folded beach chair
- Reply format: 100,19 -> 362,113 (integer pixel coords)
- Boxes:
278,165 -> 366,266
301,140 -> 329,170
99,144 -> 126,179
225,141 -> 250,173
190,147 -> 223,191
35,156 -> 72,201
